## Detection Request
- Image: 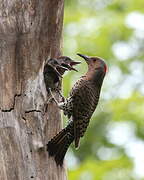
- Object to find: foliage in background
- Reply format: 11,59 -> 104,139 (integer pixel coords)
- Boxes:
63,0 -> 144,179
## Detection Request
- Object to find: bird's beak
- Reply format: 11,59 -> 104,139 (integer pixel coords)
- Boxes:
57,65 -> 69,71
77,53 -> 89,63
69,60 -> 81,71
62,64 -> 78,72
55,64 -> 72,77
67,65 -> 78,72
70,61 -> 81,66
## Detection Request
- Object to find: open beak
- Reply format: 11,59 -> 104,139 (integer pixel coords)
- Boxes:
69,60 -> 81,71
77,53 -> 89,63
67,65 -> 78,72
57,65 -> 69,71
55,64 -> 73,77
61,63 -> 79,72
70,61 -> 81,66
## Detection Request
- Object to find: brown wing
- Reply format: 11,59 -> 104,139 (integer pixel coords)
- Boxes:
70,79 -> 97,148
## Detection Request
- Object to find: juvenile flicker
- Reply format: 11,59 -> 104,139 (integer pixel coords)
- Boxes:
56,56 -> 81,74
43,56 -> 80,93
47,53 -> 107,166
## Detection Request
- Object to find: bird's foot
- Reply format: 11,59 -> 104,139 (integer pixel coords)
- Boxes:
56,90 -> 65,102
47,97 -> 55,103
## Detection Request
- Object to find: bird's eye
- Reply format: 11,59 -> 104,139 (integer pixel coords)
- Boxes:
93,59 -> 96,62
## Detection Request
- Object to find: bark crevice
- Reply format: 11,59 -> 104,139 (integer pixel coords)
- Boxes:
1,94 -> 21,112
25,109 -> 42,113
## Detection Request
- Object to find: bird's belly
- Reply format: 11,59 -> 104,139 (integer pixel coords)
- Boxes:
75,93 -> 97,116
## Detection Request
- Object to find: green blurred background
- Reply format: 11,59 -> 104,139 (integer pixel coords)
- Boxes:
62,0 -> 144,179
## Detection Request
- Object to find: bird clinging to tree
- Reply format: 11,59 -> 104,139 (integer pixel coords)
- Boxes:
43,56 -> 80,93
47,53 -> 107,166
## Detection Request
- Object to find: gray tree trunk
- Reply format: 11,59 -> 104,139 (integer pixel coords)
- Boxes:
0,0 -> 67,179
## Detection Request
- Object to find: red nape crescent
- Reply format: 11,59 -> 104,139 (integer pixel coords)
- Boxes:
104,63 -> 108,73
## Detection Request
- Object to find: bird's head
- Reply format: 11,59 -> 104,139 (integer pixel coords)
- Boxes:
77,53 -> 107,74
57,56 -> 81,72
47,58 -> 68,78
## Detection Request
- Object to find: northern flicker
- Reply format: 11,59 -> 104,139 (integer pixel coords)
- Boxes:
47,53 -> 107,166
43,56 -> 80,93
56,56 -> 81,74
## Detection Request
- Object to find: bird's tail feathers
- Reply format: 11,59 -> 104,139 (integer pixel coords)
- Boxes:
47,122 -> 74,166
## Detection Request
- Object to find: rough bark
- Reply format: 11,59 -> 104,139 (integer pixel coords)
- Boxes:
0,0 -> 66,179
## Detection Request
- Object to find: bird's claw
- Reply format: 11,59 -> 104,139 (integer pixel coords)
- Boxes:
60,96 -> 65,103
48,97 -> 55,103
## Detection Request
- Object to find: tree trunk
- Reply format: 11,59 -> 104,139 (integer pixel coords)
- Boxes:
0,0 -> 66,179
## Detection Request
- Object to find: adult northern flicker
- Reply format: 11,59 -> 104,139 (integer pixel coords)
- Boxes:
47,53 -> 107,166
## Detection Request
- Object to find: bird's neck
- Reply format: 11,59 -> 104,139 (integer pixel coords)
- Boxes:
84,70 -> 105,87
